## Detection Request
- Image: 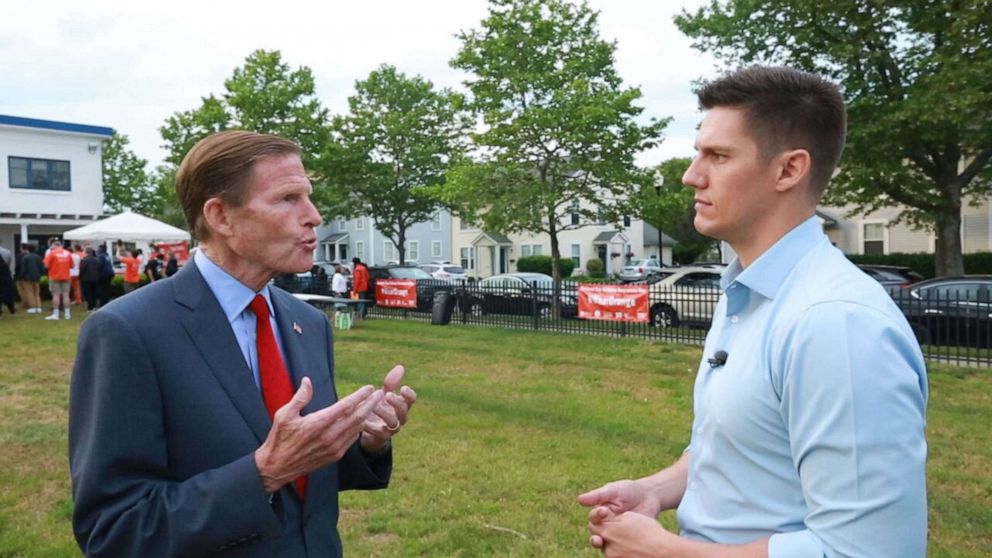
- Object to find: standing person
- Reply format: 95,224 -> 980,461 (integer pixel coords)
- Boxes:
117,248 -> 142,294
95,245 -> 114,307
579,66 -> 927,557
331,265 -> 348,298
165,252 -> 180,277
16,244 -> 44,314
70,130 -> 417,558
78,248 -> 100,312
0,256 -> 14,318
351,257 -> 370,319
69,244 -> 83,306
43,240 -> 73,320
0,240 -> 11,273
145,252 -> 164,283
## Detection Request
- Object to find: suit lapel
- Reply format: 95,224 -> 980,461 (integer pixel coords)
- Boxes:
172,262 -> 272,444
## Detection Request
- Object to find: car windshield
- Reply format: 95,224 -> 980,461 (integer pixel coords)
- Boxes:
443,266 -> 465,274
629,259 -> 656,267
389,267 -> 432,279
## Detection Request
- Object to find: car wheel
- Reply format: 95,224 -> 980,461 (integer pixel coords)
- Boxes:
469,302 -> 484,317
538,304 -> 551,319
651,304 -> 679,328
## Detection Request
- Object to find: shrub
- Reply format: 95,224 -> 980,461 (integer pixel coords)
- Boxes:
516,255 -> 575,278
585,258 -> 605,277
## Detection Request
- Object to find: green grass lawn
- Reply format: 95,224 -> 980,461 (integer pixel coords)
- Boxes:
0,308 -> 989,556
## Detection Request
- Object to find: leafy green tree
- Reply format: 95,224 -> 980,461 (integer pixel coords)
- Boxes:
319,65 -> 471,264
446,0 -> 669,293
102,132 -> 155,215
634,157 -> 717,264
159,49 -> 330,167
676,0 -> 992,275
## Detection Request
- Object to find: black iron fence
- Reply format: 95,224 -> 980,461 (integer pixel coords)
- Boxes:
296,278 -> 991,368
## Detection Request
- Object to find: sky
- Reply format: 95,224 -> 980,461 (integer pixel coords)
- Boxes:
2,0 -> 721,173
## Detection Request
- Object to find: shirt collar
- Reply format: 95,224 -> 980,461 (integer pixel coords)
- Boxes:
194,249 -> 274,322
722,215 -> 827,301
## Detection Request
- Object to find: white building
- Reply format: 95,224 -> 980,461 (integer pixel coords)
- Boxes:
0,115 -> 113,250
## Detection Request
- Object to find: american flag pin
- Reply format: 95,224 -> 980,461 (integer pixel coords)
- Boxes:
293,322 -> 303,335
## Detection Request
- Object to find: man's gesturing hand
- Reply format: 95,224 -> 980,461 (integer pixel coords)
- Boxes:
360,365 -> 417,454
255,378 -> 384,493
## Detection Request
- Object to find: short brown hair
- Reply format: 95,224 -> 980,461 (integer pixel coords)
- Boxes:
175,130 -> 301,240
697,66 -> 846,198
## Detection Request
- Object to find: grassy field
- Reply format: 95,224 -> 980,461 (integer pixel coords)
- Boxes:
0,308 -> 989,556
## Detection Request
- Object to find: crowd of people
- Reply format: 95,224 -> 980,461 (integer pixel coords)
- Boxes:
0,237 -> 182,320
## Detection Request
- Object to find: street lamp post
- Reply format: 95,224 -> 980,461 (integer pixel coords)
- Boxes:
654,172 -> 664,264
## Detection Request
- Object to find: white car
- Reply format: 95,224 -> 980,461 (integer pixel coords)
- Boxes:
420,263 -> 469,283
619,258 -> 664,282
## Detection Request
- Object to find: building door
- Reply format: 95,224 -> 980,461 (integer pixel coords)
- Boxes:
499,247 -> 509,274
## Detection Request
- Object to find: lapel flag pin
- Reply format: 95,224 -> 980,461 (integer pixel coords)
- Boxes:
293,322 -> 303,335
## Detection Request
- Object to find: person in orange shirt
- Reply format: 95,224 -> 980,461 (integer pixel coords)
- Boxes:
70,244 -> 85,305
44,240 -> 74,320
118,249 -> 142,294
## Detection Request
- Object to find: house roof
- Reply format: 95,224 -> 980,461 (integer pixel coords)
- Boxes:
642,224 -> 677,247
592,230 -> 629,244
320,232 -> 349,243
0,114 -> 114,138
471,231 -> 512,246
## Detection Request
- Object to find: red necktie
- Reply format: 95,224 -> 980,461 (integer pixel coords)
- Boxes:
250,294 -> 307,499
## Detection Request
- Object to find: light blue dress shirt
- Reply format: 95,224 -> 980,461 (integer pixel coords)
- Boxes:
676,216 -> 928,557
194,249 -> 287,389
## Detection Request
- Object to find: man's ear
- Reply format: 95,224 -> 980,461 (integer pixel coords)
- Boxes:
774,149 -> 811,194
201,198 -> 235,238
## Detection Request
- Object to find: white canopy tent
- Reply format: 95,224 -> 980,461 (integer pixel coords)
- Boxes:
63,211 -> 190,243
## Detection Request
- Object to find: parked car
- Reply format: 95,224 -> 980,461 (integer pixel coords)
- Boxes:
636,266 -> 723,328
420,262 -> 468,283
892,275 -> 992,348
858,264 -> 924,293
462,273 -> 577,318
619,258 -> 665,282
368,264 -> 455,311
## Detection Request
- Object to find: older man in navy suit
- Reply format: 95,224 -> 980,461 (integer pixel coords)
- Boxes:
69,131 -> 416,557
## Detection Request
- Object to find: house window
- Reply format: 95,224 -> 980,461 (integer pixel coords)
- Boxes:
355,241 -> 365,260
355,218 -> 365,231
623,215 -> 631,228
570,201 -> 580,226
521,245 -> 531,257
571,243 -> 581,268
9,157 -> 71,192
406,240 -> 419,263
460,247 -> 476,270
431,240 -> 443,258
431,212 -> 442,231
460,218 -> 477,231
532,244 -> 543,256
863,222 -> 886,255
337,217 -> 347,231
384,240 -> 397,262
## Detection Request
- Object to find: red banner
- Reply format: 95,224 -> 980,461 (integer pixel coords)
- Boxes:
375,279 -> 417,309
155,241 -> 190,265
578,284 -> 650,323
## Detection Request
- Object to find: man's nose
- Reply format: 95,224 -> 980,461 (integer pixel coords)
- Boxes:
304,198 -> 323,227
683,158 -> 704,189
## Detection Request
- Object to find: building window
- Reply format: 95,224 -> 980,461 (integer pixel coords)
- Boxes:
460,246 -> 476,270
337,217 -> 347,231
521,245 -> 531,257
570,201 -> 580,226
406,240 -> 419,263
863,222 -> 886,255
431,212 -> 442,231
9,157 -> 71,192
355,218 -> 365,231
532,244 -> 543,256
623,215 -> 631,228
431,240 -> 442,258
356,241 -> 365,260
571,243 -> 581,269
460,218 -> 477,231
384,240 -> 397,262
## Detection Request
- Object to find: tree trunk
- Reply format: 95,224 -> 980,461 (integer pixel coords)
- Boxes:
397,226 -> 407,266
548,213 -> 561,318
934,210 -> 964,277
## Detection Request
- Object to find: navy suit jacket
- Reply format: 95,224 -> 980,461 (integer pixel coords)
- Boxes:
69,261 -> 391,557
